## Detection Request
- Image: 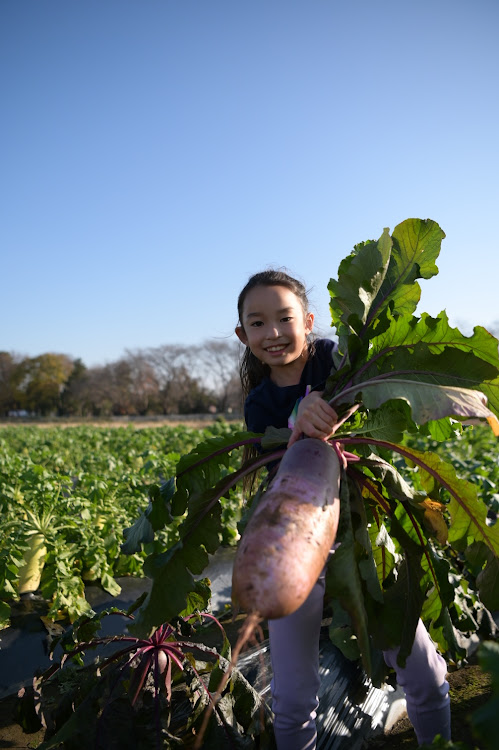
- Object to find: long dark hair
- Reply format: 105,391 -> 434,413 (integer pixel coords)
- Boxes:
237,269 -> 315,401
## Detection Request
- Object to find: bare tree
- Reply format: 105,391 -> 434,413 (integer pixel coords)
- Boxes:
81,360 -> 133,416
198,339 -> 242,413
123,349 -> 160,415
143,344 -> 207,414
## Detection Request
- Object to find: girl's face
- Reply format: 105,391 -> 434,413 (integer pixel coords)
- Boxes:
235,284 -> 314,385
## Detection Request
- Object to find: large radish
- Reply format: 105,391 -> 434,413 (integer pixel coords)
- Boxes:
232,438 -> 341,619
18,532 -> 47,595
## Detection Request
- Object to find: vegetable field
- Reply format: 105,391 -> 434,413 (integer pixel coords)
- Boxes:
1,420 -> 498,638
0,421 -> 244,630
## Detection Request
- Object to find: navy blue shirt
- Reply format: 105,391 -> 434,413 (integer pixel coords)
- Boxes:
244,338 -> 337,434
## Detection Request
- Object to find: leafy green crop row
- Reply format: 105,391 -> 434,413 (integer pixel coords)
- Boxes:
402,425 -> 499,520
1,419 -> 497,642
0,421 -> 244,629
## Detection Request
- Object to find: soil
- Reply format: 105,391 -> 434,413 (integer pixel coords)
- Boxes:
0,416 -> 241,431
366,664 -> 493,749
0,662 -> 492,749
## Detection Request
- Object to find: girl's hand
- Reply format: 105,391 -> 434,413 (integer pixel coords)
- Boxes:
288,390 -> 339,447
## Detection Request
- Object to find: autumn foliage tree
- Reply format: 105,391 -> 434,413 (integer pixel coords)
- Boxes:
19,354 -> 74,416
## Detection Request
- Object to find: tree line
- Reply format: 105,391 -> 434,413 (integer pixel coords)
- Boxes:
0,340 -> 242,418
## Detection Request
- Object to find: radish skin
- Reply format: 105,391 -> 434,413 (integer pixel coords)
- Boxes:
18,532 -> 47,594
232,439 -> 341,619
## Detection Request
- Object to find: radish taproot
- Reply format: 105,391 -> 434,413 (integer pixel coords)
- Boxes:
232,438 -> 341,619
18,532 -> 47,595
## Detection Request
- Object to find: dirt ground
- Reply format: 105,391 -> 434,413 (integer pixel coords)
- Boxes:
366,664 -> 492,749
0,664 -> 492,749
0,416 -> 241,431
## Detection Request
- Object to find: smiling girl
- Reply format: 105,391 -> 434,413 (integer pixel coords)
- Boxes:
235,269 -> 451,750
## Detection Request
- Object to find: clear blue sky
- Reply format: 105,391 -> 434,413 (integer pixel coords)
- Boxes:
2,0 -> 498,367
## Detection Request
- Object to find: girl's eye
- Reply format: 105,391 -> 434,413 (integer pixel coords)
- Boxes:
250,321 -> 263,327
281,316 -> 292,323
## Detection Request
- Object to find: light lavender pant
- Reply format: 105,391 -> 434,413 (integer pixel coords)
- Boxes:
268,574 -> 451,750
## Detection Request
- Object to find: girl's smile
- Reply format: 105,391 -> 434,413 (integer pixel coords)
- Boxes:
235,284 -> 314,386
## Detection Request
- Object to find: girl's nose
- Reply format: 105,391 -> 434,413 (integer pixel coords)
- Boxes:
266,324 -> 280,338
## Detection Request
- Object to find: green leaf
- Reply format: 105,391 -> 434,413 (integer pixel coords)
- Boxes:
356,439 -> 499,557
0,600 -> 11,629
479,375 -> 499,420
100,570 -> 121,597
368,522 -> 398,586
173,431 -> 258,516
373,511 -> 426,664
131,542 -> 205,635
331,308 -> 499,421
131,460 -> 257,634
370,218 -> 444,324
121,511 -> 154,554
352,401 -> 414,442
121,480 -> 176,555
429,606 -> 466,659
150,479 -> 175,529
260,426 -> 291,449
354,455 -> 426,507
472,641 -> 499,749
180,577 -> 212,616
325,474 -> 372,675
334,378 -> 497,427
328,229 -> 392,336
476,554 -> 499,611
371,310 -> 499,368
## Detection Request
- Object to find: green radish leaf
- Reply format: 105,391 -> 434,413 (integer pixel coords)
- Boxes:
369,218 -> 444,325
100,571 -> 121,597
429,604 -> 466,658
121,511 -> 154,554
419,546 -> 455,624
403,446 -> 499,556
373,503 -> 427,662
326,474 -> 372,675
334,378 -> 496,427
476,554 -> 499,611
328,229 -> 392,337
261,426 -> 291,449
368,522 -> 398,587
132,543 -> 206,636
478,375 -> 499,421
371,310 -> 499,365
130,457 -> 270,635
122,479 -> 176,554
173,432 -> 260,516
347,438 -> 499,559
0,600 -> 11,629
354,455 -> 426,507
180,578 -> 212,616
472,641 -> 499,748
424,416 -> 461,441
340,401 -> 414,442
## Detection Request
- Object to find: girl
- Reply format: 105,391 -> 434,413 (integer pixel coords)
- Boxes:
235,269 -> 451,750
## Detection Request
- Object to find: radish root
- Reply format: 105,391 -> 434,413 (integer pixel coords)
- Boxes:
193,611 -> 262,749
